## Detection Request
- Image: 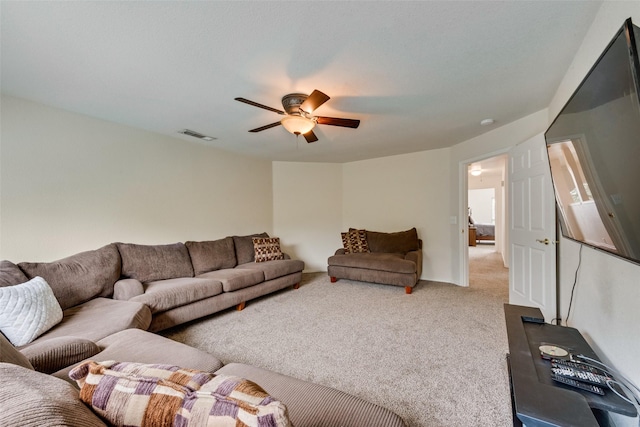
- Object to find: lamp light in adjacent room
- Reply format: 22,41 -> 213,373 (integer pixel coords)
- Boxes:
470,164 -> 482,176
281,115 -> 316,135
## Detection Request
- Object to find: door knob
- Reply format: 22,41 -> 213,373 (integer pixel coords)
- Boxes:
536,238 -> 558,245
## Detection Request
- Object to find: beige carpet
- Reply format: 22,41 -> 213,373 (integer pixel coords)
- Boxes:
163,256 -> 511,427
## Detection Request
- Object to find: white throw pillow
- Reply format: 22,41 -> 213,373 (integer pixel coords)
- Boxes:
0,276 -> 63,346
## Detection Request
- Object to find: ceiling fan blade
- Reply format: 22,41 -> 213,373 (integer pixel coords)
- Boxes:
303,130 -> 319,143
235,97 -> 285,115
316,116 -> 360,128
300,90 -> 330,113
249,121 -> 282,133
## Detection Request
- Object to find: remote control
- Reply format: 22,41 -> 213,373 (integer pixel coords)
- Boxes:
550,358 -> 608,376
551,365 -> 609,386
551,373 -> 605,395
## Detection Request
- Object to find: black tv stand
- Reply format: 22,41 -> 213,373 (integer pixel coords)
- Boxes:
505,304 -> 636,427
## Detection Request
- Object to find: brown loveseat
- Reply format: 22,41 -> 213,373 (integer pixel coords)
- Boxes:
327,228 -> 422,294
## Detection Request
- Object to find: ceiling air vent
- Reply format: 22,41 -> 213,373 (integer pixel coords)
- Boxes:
178,129 -> 216,141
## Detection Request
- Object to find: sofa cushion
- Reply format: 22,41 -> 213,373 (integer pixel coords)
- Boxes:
253,236 -> 285,262
342,229 -> 370,253
18,244 -> 121,310
216,363 -> 407,427
20,336 -> 100,374
0,276 -> 63,346
53,329 -> 224,383
197,268 -> 264,292
233,232 -> 269,265
0,362 -> 107,427
366,228 -> 420,254
129,277 -> 223,313
236,259 -> 305,281
185,237 -> 237,274
69,360 -> 292,427
0,260 -> 29,287
20,298 -> 151,347
118,242 -> 194,283
0,332 -> 34,370
328,252 -> 417,274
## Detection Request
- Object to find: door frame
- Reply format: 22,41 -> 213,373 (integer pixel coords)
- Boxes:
458,148 -> 510,287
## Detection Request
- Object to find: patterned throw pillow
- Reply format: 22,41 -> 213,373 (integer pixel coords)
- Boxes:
0,276 -> 63,347
341,229 -> 369,253
253,237 -> 285,263
69,360 -> 292,427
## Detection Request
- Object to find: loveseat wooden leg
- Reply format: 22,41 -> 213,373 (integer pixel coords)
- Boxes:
236,302 -> 246,311
330,277 -> 337,283
405,286 -> 412,294
293,283 -> 300,289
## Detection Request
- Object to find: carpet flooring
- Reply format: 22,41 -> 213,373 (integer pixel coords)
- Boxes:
163,251 -> 511,427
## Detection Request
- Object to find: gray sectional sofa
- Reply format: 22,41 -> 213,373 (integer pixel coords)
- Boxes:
328,228 -> 422,293
0,234 -> 407,426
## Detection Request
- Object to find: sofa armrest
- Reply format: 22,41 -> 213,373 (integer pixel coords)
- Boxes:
334,248 -> 346,255
113,278 -> 144,300
405,249 -> 423,280
19,336 -> 100,374
282,253 -> 291,260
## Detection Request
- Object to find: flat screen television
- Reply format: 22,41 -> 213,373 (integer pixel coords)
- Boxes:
545,18 -> 640,265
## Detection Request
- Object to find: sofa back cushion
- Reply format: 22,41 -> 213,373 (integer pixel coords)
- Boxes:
0,260 -> 29,287
185,237 -> 237,275
0,332 -> 34,370
0,362 -> 107,427
118,242 -> 194,283
232,232 -> 269,265
366,228 -> 420,254
18,244 -> 121,310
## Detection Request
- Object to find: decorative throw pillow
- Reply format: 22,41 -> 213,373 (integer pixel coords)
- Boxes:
341,229 -> 369,253
253,237 -> 285,262
0,276 -> 63,347
69,360 -> 292,427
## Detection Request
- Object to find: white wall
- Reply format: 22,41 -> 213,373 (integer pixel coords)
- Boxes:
342,149 -> 451,282
0,96 -> 273,261
548,1 -> 640,408
469,188 -> 495,224
272,162 -> 342,272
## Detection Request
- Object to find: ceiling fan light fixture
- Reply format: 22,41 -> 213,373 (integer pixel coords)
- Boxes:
281,115 -> 316,135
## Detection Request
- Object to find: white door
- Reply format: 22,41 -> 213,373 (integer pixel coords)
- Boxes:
509,134 -> 557,321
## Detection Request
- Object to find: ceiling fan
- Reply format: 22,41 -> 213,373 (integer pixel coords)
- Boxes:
235,90 -> 360,143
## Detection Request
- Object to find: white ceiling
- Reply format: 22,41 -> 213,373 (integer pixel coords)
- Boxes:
1,1 -> 603,163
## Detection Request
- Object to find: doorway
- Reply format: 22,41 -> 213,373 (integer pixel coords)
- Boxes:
466,155 -> 509,290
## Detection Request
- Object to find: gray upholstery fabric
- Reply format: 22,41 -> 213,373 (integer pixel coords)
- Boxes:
117,242 -> 194,283
20,298 -> 151,348
112,278 -> 145,300
18,244 -> 121,310
197,268 -> 264,292
327,265 -> 417,288
129,277 -> 223,313
230,272 -> 303,303
20,337 -> 100,374
232,232 -> 269,265
0,332 -> 34,370
366,228 -> 420,254
327,252 -> 416,274
216,363 -> 407,427
53,329 -> 224,385
0,260 -> 28,287
0,363 -> 107,427
147,292 -> 241,332
186,237 -> 237,274
235,259 -> 305,281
